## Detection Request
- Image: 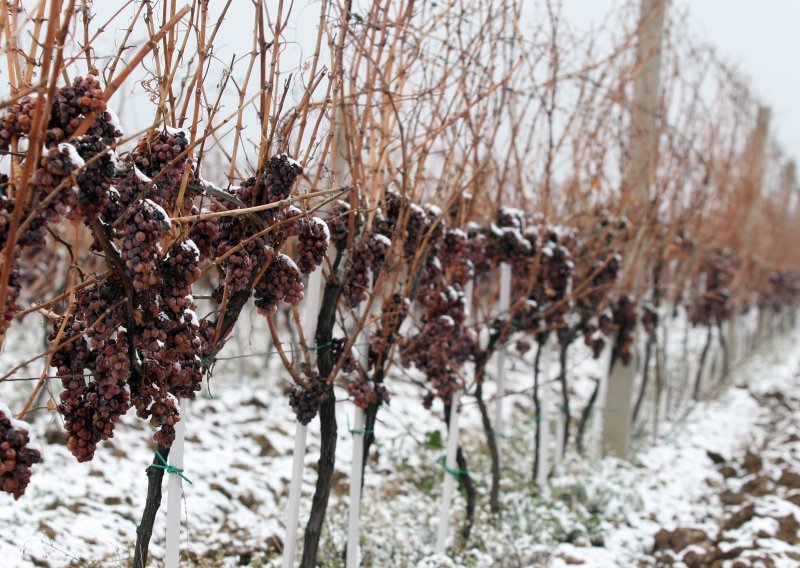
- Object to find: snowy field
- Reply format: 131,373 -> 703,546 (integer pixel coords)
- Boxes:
1,311 -> 799,567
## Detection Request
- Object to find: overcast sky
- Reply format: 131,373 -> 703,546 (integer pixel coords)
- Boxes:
562,0 -> 800,161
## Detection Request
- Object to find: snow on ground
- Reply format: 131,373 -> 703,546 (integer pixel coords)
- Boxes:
0,309 -> 799,567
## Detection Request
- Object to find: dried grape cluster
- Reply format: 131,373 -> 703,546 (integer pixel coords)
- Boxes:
46,75 -> 123,145
120,200 -> 171,291
403,285 -> 474,406
401,203 -> 427,260
442,228 -> 468,262
74,281 -> 124,347
289,374 -> 330,425
689,248 -> 734,326
215,239 -> 273,296
346,378 -> 388,410
296,217 -> 330,273
187,215 -> 221,261
766,270 -> 800,311
58,333 -> 131,462
324,198 -> 357,242
486,225 -> 533,264
131,308 -> 206,445
31,143 -> 83,221
161,241 -> 201,314
367,293 -> 410,369
344,232 -> 391,307
330,337 -> 359,374
263,154 -> 303,203
0,404 -> 42,500
582,311 -> 613,358
275,204 -> 304,239
486,209 -> 533,266
496,206 -> 525,230
0,95 -> 37,149
52,75 -> 104,137
199,154 -> 307,316
538,234 -> 574,340
465,226 -> 491,277
236,154 -> 302,210
73,135 -> 116,219
0,259 -> 20,337
255,253 -> 304,314
132,129 -> 190,210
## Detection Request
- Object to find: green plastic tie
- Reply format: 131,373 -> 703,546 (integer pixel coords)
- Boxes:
305,340 -> 333,351
152,450 -> 193,485
349,427 -> 375,436
438,456 -> 469,477
488,429 -> 511,439
346,414 -> 374,436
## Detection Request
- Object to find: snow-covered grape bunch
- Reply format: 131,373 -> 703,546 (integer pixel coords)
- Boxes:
344,232 -> 391,307
132,129 -> 190,210
296,217 -> 330,273
255,253 -> 304,314
263,154 -> 303,203
0,404 -> 42,500
325,199 -> 357,242
73,134 -> 116,219
216,239 -> 273,296
161,241 -> 201,314
120,200 -> 171,291
402,285 -> 473,405
74,281 -> 124,348
689,248 -> 733,326
31,144 -> 82,221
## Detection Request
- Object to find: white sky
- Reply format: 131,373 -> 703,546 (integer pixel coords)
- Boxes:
562,0 -> 800,161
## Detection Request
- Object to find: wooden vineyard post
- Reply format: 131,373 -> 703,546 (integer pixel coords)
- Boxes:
282,267 -> 323,568
493,263 -> 512,450
165,413 -> 187,568
435,389 -> 462,554
737,107 -> 771,353
283,423 -> 309,568
346,407 -> 366,567
601,0 -> 666,459
602,349 -> 638,458
435,279 -> 472,554
593,347 -> 612,458
726,319 -> 738,367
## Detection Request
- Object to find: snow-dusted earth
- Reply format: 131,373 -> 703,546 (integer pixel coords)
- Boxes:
1,310 -> 799,567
